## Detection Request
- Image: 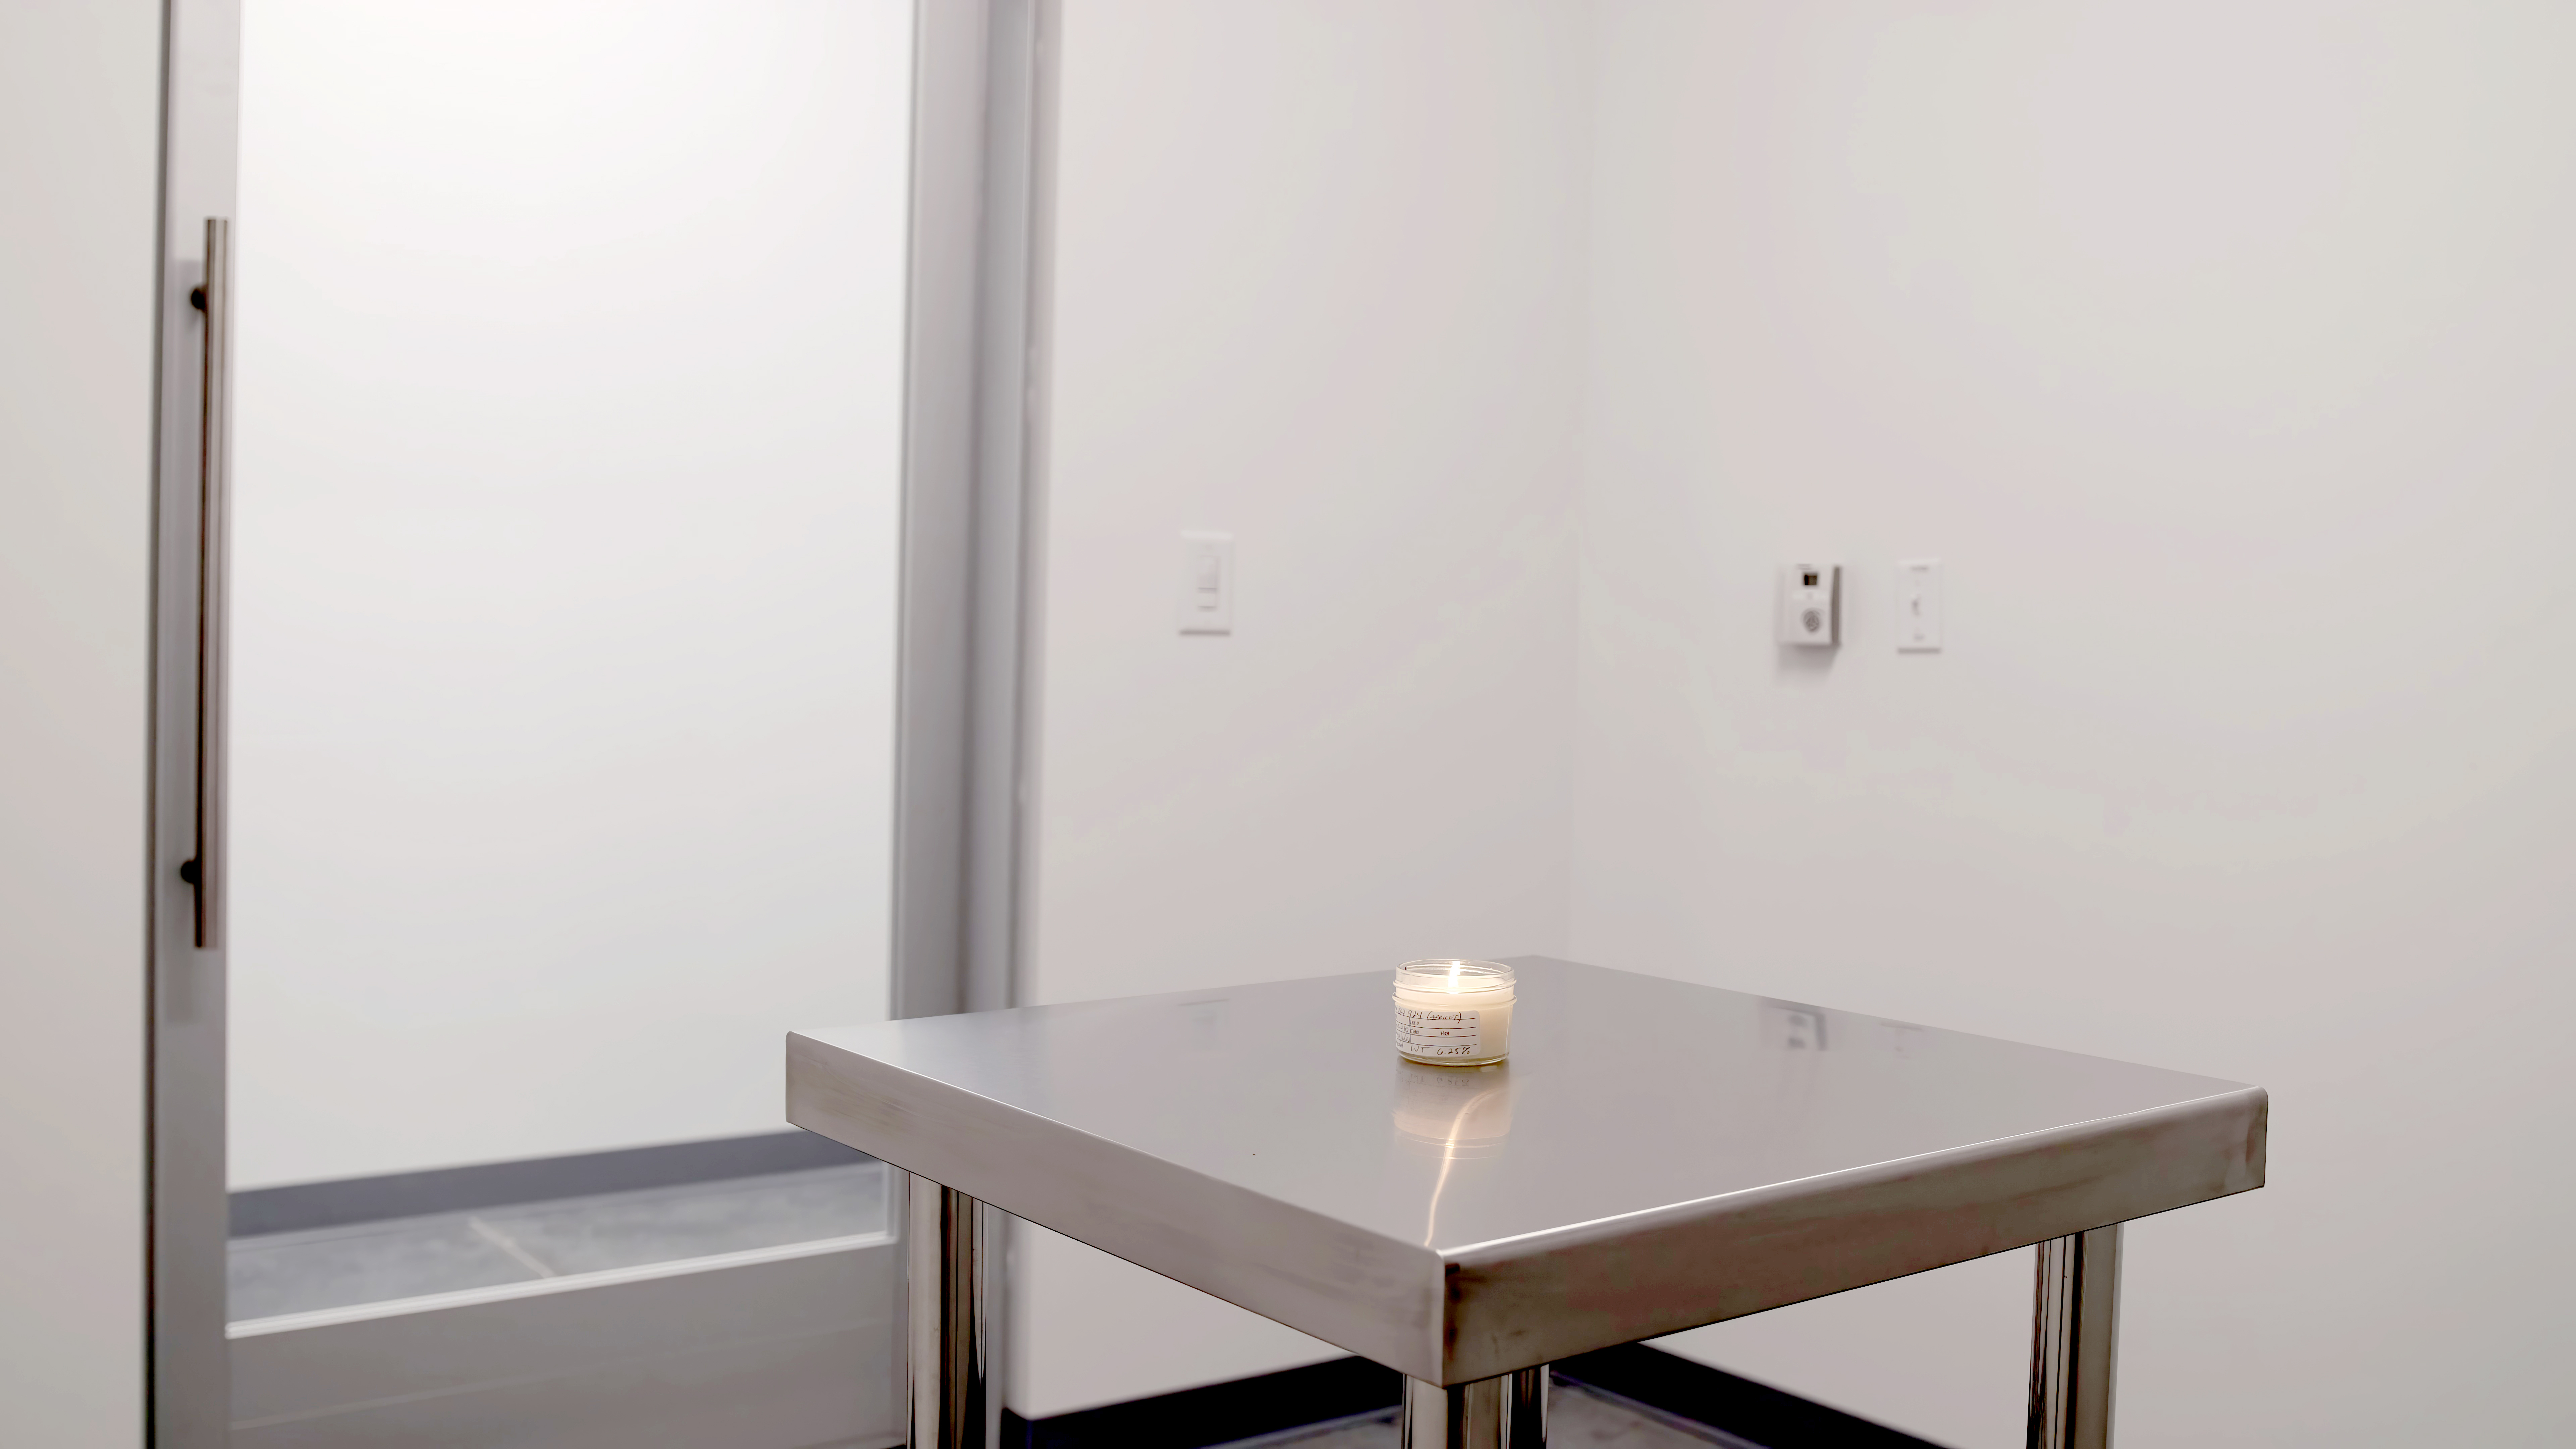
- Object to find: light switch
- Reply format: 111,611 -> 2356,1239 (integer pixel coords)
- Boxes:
1776,563 -> 1840,647
1895,558 -> 1943,652
1179,531 -> 1233,634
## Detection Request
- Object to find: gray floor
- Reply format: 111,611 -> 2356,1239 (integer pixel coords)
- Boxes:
234,1170 -> 1745,1448
1216,1382 -> 1751,1449
228,1161 -> 890,1322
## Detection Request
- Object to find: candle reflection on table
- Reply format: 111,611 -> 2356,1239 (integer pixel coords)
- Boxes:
1393,1060 -> 1516,1245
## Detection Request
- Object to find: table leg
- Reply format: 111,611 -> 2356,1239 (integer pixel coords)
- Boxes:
908,1174 -> 992,1449
1401,1365 -> 1549,1448
2028,1223 -> 2122,1449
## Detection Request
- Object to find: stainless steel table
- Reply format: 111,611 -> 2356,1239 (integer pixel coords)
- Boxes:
788,957 -> 2265,1449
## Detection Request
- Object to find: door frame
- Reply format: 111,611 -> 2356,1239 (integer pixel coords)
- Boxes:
144,2 -> 1051,1441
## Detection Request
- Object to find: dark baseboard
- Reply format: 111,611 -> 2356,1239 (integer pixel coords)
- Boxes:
229,1129 -> 876,1236
1555,1343 -> 1942,1448
1001,1356 -> 1400,1449
1001,1343 -> 1940,1449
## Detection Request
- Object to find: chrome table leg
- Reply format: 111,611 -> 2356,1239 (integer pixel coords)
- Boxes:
909,1174 -> 993,1449
2028,1223 -> 2122,1449
1402,1365 -> 1549,1448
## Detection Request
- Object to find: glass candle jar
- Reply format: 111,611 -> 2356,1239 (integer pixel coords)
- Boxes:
1392,959 -> 1516,1065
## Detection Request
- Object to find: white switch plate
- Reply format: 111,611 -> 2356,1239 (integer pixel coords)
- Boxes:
1895,558 -> 1943,652
1776,563 -> 1841,647
1179,531 -> 1233,634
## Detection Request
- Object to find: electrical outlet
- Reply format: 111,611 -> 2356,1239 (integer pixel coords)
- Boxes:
1179,531 -> 1233,634
1896,558 -> 1943,652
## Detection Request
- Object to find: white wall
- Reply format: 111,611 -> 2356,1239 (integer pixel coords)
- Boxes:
0,0 -> 162,1441
6,0 -> 2536,1436
1573,3 -> 2576,1445
1010,0 -> 1593,1417
226,0 -> 914,1187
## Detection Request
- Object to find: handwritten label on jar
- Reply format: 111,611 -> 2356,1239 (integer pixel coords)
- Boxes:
1395,1003 -> 1485,1060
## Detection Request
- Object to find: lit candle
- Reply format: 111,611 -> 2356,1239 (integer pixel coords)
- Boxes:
1392,959 -> 1515,1065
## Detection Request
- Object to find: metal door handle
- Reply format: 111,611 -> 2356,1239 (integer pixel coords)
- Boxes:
189,217 -> 232,949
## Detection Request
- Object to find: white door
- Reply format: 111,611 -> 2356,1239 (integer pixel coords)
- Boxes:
220,3 -> 915,1441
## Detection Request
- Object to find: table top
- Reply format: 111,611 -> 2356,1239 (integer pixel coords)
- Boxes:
787,957 -> 2264,1385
